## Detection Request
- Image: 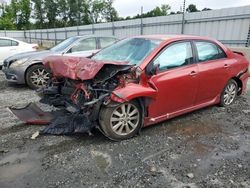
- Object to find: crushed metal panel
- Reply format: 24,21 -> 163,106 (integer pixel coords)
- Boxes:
43,55 -> 128,81
8,103 -> 53,125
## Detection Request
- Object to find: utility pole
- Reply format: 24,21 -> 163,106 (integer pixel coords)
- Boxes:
140,6 -> 143,35
181,0 -> 186,34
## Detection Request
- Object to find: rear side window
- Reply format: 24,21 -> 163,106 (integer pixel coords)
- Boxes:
99,37 -> 116,48
195,41 -> 226,62
11,40 -> 18,46
70,38 -> 96,53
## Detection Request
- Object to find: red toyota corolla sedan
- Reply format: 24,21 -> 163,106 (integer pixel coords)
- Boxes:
10,35 -> 249,141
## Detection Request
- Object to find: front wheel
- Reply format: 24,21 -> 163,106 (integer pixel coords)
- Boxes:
220,79 -> 238,107
99,101 -> 142,141
26,64 -> 51,89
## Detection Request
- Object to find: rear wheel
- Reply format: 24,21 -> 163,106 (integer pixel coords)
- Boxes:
26,64 -> 50,89
220,79 -> 238,107
99,101 -> 142,141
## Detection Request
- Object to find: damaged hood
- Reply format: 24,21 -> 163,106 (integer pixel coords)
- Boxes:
43,55 -> 130,81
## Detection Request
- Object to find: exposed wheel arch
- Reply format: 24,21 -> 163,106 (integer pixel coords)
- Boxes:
231,76 -> 243,95
24,62 -> 44,84
25,63 -> 50,89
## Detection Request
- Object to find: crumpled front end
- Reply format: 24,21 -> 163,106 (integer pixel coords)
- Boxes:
9,56 -> 137,136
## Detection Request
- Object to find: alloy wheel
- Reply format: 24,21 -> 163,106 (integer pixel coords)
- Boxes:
223,82 -> 237,105
30,68 -> 50,87
110,103 -> 140,136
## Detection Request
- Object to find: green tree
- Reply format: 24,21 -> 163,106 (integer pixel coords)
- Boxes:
32,0 -> 45,28
134,4 -> 171,18
17,0 -> 31,29
0,4 -> 16,29
186,4 -> 199,12
58,0 -> 68,26
44,0 -> 58,28
202,8 -> 212,11
10,0 -> 19,25
160,4 -> 171,15
102,0 -> 119,22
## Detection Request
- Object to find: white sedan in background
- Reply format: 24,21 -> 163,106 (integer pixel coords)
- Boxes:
0,37 -> 38,68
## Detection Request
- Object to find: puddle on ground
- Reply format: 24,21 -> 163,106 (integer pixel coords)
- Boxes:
91,150 -> 111,173
0,152 -> 28,166
193,142 -> 215,155
166,120 -> 223,156
0,163 -> 35,180
167,120 -> 223,137
0,151 -> 41,182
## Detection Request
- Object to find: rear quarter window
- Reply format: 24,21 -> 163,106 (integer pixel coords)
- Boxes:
195,41 -> 226,62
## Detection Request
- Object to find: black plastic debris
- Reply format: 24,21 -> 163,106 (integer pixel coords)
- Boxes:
41,114 -> 95,135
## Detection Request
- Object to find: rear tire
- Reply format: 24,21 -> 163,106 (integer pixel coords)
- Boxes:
26,64 -> 50,89
99,101 -> 142,141
219,79 -> 238,107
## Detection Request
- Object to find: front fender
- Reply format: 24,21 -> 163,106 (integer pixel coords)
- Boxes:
111,83 -> 157,103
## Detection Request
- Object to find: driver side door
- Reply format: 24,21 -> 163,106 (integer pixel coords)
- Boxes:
147,41 -> 199,120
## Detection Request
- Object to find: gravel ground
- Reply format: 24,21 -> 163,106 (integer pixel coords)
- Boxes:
0,71 -> 249,188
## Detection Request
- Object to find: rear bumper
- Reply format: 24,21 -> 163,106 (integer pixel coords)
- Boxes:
2,65 -> 26,84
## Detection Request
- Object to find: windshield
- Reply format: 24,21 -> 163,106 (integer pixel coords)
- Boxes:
92,38 -> 162,65
50,37 -> 79,52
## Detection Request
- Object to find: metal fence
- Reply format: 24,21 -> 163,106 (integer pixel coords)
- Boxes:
1,5 -> 250,47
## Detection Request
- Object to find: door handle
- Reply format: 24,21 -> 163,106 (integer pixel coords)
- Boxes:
189,71 -> 197,76
224,64 -> 230,68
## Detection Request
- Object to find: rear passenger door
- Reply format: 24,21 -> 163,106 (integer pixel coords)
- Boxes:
193,40 -> 232,105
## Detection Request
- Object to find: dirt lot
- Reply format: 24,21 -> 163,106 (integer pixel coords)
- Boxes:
0,71 -> 249,188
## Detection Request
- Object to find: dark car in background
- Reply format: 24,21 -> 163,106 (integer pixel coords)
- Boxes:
2,35 -> 118,89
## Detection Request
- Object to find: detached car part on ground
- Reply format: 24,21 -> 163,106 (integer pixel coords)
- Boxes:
9,35 -> 249,141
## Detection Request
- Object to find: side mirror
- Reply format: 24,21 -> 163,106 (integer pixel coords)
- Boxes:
145,63 -> 159,76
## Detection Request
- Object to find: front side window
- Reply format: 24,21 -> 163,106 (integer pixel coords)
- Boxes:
50,37 -> 79,52
195,41 -> 226,62
92,38 -> 162,65
70,38 -> 96,53
0,39 -> 12,47
153,42 -> 193,71
99,37 -> 116,48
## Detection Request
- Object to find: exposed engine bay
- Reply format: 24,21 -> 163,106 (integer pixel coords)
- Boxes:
9,57 -> 138,136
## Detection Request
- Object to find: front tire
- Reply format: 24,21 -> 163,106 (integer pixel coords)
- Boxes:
26,64 -> 50,89
99,101 -> 142,141
220,79 -> 238,107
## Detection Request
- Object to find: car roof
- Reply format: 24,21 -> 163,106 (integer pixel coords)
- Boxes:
0,36 -> 22,41
133,34 -> 215,42
72,35 -> 117,39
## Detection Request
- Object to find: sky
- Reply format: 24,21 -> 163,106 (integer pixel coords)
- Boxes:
113,0 -> 250,17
